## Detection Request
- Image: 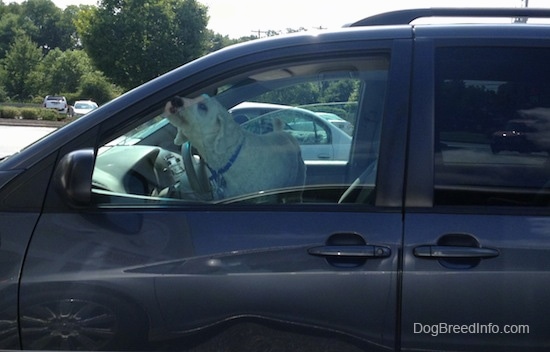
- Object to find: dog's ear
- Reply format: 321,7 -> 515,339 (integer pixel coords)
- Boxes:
213,111 -> 243,155
213,112 -> 228,154
273,117 -> 284,132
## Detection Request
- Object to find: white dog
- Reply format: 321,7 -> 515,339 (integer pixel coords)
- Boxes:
164,95 -> 306,200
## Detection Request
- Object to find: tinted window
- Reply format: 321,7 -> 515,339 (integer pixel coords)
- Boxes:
434,47 -> 550,206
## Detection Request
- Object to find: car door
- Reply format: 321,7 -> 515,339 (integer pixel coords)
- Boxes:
283,113 -> 336,161
402,33 -> 550,351
18,35 -> 412,351
236,105 -> 347,161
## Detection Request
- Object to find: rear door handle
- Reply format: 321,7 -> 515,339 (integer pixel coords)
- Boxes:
414,245 -> 499,258
308,245 -> 391,258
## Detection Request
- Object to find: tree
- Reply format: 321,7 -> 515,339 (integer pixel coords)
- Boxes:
206,30 -> 240,53
0,10 -> 33,60
76,0 -> 209,90
78,72 -> 120,104
30,49 -> 95,95
319,80 -> 358,103
0,1 -> 81,59
2,34 -> 42,100
19,0 -> 68,53
58,5 -> 86,50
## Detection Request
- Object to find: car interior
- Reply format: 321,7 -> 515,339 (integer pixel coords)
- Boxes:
90,56 -> 390,206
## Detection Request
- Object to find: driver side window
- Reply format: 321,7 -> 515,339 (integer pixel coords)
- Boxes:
91,56 -> 389,205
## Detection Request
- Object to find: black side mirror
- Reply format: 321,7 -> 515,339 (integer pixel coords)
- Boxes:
53,148 -> 95,206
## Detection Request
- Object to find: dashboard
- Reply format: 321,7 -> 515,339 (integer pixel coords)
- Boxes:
92,145 -> 185,197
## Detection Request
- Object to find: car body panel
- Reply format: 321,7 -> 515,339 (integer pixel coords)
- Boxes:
317,112 -> 354,136
401,34 -> 550,351
0,213 -> 39,350
20,210 -> 401,350
402,213 -> 550,351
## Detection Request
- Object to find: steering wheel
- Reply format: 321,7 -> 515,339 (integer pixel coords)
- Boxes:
182,142 -> 212,199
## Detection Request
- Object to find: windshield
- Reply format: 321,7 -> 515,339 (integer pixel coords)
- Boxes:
75,103 -> 96,109
103,117 -> 169,148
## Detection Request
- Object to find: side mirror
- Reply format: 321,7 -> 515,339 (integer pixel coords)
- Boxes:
53,148 -> 95,206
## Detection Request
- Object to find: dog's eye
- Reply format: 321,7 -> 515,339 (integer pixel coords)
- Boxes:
197,102 -> 208,113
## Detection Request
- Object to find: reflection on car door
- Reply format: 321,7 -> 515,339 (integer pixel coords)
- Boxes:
20,199 -> 402,351
402,41 -> 550,351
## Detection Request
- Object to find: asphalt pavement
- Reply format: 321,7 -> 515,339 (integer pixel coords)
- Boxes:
0,124 -> 57,158
0,116 -> 69,158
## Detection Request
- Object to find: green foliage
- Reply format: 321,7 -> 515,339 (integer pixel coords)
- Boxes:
0,13 -> 24,60
19,0 -> 75,53
20,107 -> 39,120
0,0 -> 269,104
76,0 -> 209,90
0,106 -> 66,121
31,49 -> 94,95
0,106 -> 20,119
0,79 -> 7,102
257,80 -> 360,107
257,83 -> 319,106
0,0 -> 78,57
318,80 -> 358,103
206,31 -> 241,53
39,108 -> 62,121
0,1 -> 89,103
2,34 -> 42,100
30,96 -> 44,104
77,72 -> 119,104
254,79 -> 360,124
59,5 -> 84,50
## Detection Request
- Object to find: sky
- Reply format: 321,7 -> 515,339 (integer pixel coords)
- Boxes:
13,0 -> 550,38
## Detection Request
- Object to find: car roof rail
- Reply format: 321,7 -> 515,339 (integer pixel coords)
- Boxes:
349,8 -> 550,27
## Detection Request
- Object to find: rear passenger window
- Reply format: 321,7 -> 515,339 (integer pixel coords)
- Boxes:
434,47 -> 550,206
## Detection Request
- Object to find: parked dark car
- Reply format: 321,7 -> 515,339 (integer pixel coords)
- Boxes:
1,8 -> 550,352
491,119 -> 549,154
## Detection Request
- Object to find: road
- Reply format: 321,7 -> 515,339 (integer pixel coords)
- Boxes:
0,125 -> 56,158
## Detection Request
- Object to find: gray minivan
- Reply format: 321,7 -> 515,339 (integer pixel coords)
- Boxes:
1,8 -> 549,352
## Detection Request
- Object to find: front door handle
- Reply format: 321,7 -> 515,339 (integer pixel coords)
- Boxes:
414,245 -> 499,258
308,245 -> 391,258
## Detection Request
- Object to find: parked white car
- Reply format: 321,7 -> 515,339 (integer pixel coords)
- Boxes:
230,102 -> 352,161
42,95 -> 68,114
72,100 -> 98,117
316,112 -> 354,136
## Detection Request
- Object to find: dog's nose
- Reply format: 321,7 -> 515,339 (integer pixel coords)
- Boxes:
170,96 -> 184,108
